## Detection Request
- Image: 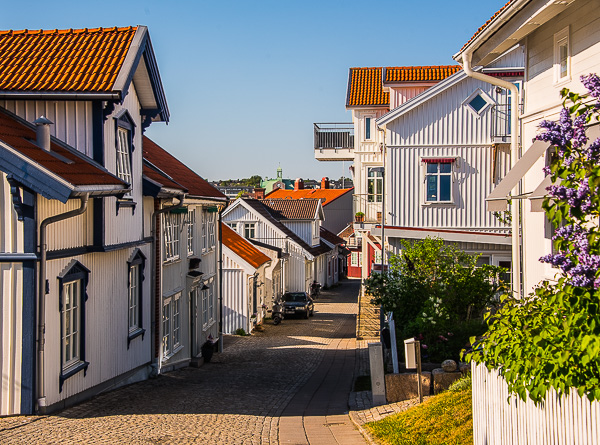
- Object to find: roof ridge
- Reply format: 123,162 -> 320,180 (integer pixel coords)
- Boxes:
0,26 -> 137,36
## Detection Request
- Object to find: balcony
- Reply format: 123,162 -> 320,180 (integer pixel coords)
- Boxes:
314,123 -> 354,161
353,194 -> 382,226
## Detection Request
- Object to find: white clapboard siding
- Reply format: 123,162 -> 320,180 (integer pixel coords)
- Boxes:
43,248 -> 152,405
281,221 -> 313,246
388,145 -> 512,230
1,173 -> 24,254
472,363 -> 600,445
0,100 -> 94,158
0,262 -> 23,416
37,197 -> 94,251
222,268 -> 249,334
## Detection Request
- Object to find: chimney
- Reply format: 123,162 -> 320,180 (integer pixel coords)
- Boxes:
34,116 -> 53,152
321,177 -> 330,189
253,187 -> 265,199
294,178 -> 304,191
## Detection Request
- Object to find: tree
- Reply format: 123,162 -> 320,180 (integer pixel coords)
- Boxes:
467,74 -> 600,403
364,238 -> 506,362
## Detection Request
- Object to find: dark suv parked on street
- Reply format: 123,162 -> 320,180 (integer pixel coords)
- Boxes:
282,292 -> 314,319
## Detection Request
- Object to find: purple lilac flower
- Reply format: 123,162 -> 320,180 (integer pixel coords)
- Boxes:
582,74 -> 600,99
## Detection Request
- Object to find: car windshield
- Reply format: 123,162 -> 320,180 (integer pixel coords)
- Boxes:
283,293 -> 307,302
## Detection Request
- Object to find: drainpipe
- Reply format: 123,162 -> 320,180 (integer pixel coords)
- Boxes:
150,194 -> 185,370
462,51 -> 522,297
37,194 -> 89,412
217,203 -> 225,353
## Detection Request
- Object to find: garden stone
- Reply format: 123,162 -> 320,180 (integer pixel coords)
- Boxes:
441,359 -> 457,372
385,372 -> 431,402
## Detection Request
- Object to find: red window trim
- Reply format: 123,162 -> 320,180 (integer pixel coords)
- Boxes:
421,158 -> 455,164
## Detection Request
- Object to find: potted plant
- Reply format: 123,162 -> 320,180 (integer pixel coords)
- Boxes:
201,334 -> 216,363
355,212 -> 365,222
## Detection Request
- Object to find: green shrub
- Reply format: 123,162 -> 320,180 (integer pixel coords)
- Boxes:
234,328 -> 247,336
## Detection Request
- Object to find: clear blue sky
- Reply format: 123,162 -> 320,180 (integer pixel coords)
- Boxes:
2,0 -> 500,182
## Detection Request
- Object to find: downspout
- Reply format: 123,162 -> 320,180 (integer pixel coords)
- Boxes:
150,194 -> 185,370
462,51 -> 522,297
217,203 -> 226,353
37,194 -> 89,412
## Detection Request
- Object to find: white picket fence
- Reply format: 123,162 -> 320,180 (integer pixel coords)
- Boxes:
472,363 -> 600,445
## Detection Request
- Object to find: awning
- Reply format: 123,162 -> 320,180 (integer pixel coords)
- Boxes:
487,124 -> 600,212
421,158 -> 455,163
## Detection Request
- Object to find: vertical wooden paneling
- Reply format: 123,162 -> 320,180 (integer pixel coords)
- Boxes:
472,363 -> 600,445
43,247 -> 152,405
222,267 -> 248,334
37,197 -> 94,251
0,263 -> 23,416
1,173 -> 24,253
0,100 -> 94,156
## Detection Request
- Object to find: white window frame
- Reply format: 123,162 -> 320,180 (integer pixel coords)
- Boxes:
367,167 -> 383,203
187,209 -> 196,256
208,212 -> 216,249
554,26 -> 570,84
463,88 -> 494,117
244,222 -> 256,239
116,127 -> 133,189
62,280 -> 81,370
128,264 -> 140,332
202,285 -> 209,328
162,292 -> 182,359
423,160 -> 454,203
201,211 -> 208,252
364,116 -> 373,141
374,249 -> 382,264
163,213 -> 181,262
351,252 -> 359,267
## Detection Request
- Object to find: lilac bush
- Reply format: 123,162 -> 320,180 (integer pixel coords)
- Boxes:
467,75 -> 600,403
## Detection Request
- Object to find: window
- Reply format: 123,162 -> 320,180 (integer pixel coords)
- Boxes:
367,168 -> 383,202
351,252 -> 359,267
554,27 -> 570,83
127,249 -> 146,346
162,292 -> 182,358
244,223 -> 256,239
374,249 -> 382,264
58,260 -> 90,391
208,212 -> 216,248
187,209 -> 196,256
365,117 -> 372,140
163,213 -> 181,262
463,89 -> 493,116
201,284 -> 210,327
114,110 -> 136,200
423,160 -> 454,202
201,212 -> 208,251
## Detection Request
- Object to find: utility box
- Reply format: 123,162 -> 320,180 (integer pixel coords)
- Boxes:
404,338 -> 418,369
368,342 -> 386,406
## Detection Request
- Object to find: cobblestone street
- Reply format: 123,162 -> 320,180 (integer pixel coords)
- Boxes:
0,280 -> 370,444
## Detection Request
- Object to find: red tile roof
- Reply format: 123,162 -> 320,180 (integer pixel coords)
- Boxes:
0,108 -> 124,187
459,1 -> 514,52
347,67 -> 388,107
142,162 -> 186,192
384,65 -> 462,82
260,198 -> 320,220
142,136 -> 226,200
265,188 -> 353,206
221,223 -> 270,269
338,224 -> 354,239
0,27 -> 137,92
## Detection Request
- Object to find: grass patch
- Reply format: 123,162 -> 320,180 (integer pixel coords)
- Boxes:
365,385 -> 472,445
354,375 -> 372,392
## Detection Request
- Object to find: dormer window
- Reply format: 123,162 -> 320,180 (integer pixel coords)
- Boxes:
114,110 -> 136,200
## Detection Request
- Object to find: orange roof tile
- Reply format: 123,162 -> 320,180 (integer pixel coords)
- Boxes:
346,67 -> 388,107
459,1 -> 513,52
221,223 -> 270,269
0,107 -> 125,187
384,65 -> 462,83
264,188 -> 353,206
0,27 -> 137,92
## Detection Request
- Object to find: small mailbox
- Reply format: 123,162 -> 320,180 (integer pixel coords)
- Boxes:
404,338 -> 419,370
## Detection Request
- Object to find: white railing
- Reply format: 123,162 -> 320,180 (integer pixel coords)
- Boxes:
472,363 -> 600,445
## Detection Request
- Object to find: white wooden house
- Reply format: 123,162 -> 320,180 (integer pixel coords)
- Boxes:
373,51 -> 523,268
314,66 -> 461,282
142,137 -> 227,372
222,198 -> 333,294
221,224 -> 271,334
0,26 -> 168,414
453,1 -> 600,442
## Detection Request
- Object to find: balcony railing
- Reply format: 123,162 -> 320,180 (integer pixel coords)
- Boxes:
491,103 -> 523,142
314,123 -> 354,150
353,194 -> 382,224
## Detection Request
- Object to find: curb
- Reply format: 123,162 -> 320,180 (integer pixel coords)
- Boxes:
348,410 -> 378,445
